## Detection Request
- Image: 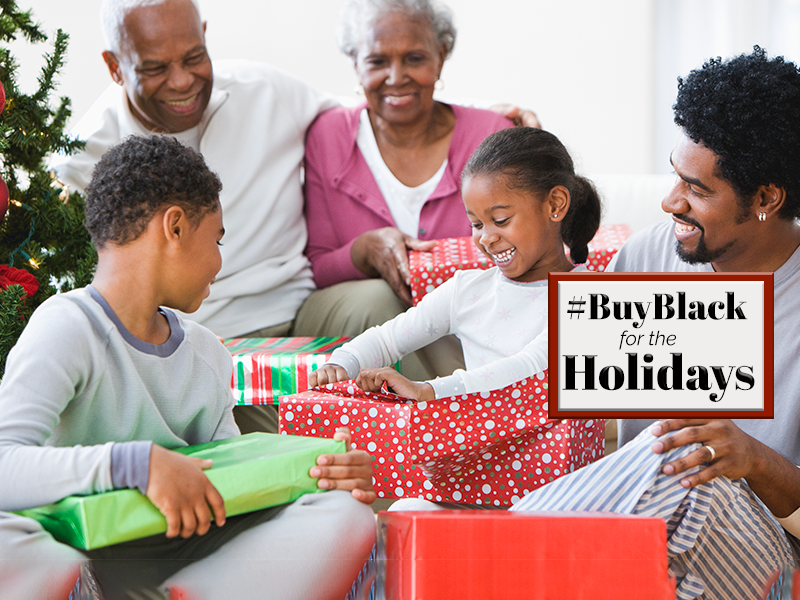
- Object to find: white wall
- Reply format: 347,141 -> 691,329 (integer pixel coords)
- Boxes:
12,0 -> 657,176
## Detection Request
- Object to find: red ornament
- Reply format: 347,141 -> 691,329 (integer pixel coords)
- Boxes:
0,81 -> 5,115
0,265 -> 39,298
0,177 -> 7,221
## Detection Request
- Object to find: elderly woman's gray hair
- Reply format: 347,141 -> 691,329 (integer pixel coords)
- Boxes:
100,0 -> 201,53
337,0 -> 457,61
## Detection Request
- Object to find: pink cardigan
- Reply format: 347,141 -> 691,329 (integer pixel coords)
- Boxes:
303,102 -> 513,288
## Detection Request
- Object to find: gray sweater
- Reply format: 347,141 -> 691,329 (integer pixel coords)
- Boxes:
0,287 -> 238,512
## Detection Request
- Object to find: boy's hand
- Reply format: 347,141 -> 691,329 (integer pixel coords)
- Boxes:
356,367 -> 435,401
309,364 -> 349,388
147,445 -> 227,538
310,427 -> 376,504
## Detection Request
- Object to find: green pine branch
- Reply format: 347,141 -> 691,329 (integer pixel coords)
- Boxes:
0,4 -> 96,377
0,1 -> 45,44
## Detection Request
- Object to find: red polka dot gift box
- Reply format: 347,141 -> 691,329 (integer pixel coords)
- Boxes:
279,373 -> 605,506
408,224 -> 632,305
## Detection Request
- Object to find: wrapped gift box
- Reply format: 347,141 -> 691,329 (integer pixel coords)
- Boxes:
16,433 -> 343,550
225,337 -> 350,405
377,510 -> 676,600
280,375 -> 604,505
408,224 -> 631,305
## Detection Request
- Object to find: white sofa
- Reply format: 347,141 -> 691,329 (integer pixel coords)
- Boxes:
591,173 -> 676,233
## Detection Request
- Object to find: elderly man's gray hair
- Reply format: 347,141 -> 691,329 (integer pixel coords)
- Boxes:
100,0 -> 202,53
337,0 -> 456,61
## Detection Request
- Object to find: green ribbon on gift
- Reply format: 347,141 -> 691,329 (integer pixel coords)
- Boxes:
16,433 -> 343,550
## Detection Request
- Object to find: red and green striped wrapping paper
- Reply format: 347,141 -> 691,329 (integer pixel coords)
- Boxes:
225,337 -> 350,406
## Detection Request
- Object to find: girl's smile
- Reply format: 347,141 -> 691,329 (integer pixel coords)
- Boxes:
462,174 -> 573,283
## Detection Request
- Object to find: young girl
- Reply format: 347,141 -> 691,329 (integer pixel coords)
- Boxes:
309,127 -> 602,399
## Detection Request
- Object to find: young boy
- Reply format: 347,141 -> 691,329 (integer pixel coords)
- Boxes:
0,136 -> 376,599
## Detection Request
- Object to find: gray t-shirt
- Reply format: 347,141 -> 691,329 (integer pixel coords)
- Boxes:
610,220 -> 800,464
0,287 -> 238,512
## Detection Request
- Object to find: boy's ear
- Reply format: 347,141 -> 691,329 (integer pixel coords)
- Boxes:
549,185 -> 571,222
162,206 -> 188,248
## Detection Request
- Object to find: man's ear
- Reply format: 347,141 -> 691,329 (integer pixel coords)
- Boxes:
102,51 -> 124,86
549,185 -> 571,222
755,183 -> 787,220
162,206 -> 188,248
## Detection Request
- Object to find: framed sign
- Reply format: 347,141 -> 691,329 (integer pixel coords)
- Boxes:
549,272 -> 773,418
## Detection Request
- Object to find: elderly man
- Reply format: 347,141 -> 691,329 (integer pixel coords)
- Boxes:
508,48 -> 800,599
53,0 -> 534,433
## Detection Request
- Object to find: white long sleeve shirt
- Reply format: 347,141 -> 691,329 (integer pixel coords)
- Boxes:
328,267 -> 573,398
50,60 -> 337,338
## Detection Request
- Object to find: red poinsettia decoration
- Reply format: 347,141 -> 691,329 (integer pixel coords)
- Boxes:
0,265 -> 39,297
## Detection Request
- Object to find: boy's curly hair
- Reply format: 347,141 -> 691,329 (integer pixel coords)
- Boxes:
84,135 -> 222,248
673,46 -> 800,219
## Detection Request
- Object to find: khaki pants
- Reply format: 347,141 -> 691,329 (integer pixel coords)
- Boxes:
293,279 -> 465,381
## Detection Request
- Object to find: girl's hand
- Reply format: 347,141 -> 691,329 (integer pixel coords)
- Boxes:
309,364 -> 349,388
146,445 -> 226,538
310,427 -> 376,504
356,367 -> 435,401
350,227 -> 435,306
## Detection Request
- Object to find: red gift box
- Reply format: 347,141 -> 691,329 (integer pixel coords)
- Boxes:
408,224 -> 632,305
280,374 -> 605,505
377,510 -> 676,600
225,337 -> 350,405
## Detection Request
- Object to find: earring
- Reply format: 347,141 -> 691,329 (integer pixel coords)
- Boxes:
434,79 -> 444,91
553,214 -> 559,219
354,84 -> 364,95
758,211 -> 767,222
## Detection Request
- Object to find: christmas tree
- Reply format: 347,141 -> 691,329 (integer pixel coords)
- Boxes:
0,0 -> 96,377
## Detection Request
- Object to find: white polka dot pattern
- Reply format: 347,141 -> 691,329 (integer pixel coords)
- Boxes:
279,371 -> 605,506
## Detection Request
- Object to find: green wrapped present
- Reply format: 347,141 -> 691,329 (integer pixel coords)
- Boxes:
16,432 -> 343,550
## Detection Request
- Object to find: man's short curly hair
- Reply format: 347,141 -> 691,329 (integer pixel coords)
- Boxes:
673,46 -> 800,219
84,135 -> 222,248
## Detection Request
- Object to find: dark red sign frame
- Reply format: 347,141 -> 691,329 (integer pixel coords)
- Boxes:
548,272 -> 774,419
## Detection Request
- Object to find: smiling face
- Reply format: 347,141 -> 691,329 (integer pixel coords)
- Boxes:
103,0 -> 212,133
663,133 -> 760,268
354,11 -> 445,126
463,174 -> 566,283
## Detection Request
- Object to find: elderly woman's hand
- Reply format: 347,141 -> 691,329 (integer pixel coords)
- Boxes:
490,104 -> 542,129
351,227 -> 435,305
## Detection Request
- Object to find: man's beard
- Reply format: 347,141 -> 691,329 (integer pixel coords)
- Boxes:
674,234 -> 733,265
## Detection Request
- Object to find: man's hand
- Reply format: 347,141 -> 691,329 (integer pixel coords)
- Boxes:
146,445 -> 226,538
651,418 -> 800,517
309,364 -> 349,388
351,227 -> 435,305
489,104 -> 542,128
650,419 -> 761,488
310,427 -> 376,504
355,367 -> 435,401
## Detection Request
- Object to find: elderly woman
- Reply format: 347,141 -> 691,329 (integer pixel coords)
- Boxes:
294,0 -> 513,380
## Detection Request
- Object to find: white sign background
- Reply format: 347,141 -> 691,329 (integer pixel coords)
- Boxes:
556,279 -> 766,413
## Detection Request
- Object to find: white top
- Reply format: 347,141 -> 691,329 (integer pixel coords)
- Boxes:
49,60 -> 338,338
356,108 -> 447,238
328,266 -> 582,398
170,124 -> 201,151
0,287 -> 238,512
